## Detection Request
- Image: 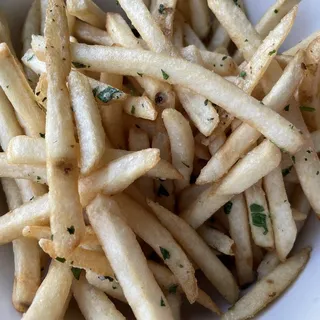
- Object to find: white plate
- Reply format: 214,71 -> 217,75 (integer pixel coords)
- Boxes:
0,0 -> 319,319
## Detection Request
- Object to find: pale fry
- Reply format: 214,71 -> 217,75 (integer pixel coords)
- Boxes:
72,274 -> 125,320
45,0 -> 85,256
0,153 -> 46,183
181,140 -> 282,228
311,129 -> 320,152
7,136 -> 46,165
68,71 -> 106,175
74,19 -> 113,46
87,195 -> 175,320
23,260 -> 73,320
123,95 -> 158,120
188,0 -> 210,39
114,193 -> 198,304
222,248 -> 311,320
79,149 -> 160,206
284,101 -> 320,217
197,51 -> 305,184
0,11 -> 15,55
197,225 -> 235,256
182,22 -> 206,50
244,183 -> 275,250
162,109 -> 194,192
257,251 -> 281,280
148,200 -> 239,304
66,0 -> 106,29
283,31 -> 320,56
263,166 -> 297,261
0,43 -> 45,137
227,194 -> 254,286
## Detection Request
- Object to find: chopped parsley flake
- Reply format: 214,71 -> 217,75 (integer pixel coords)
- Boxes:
71,267 -> 81,280
268,50 -> 277,56
137,72 -> 143,77
222,56 -> 228,61
274,9 -> 279,13
37,176 -> 41,181
93,87 -> 121,103
160,296 -> 166,306
182,161 -> 190,168
27,54 -> 35,62
72,62 -> 87,69
317,171 -> 319,175
224,201 -> 233,214
245,39 -> 248,42
56,257 -> 66,263
67,225 -> 75,234
50,234 -> 53,240
161,69 -> 169,80
284,105 -> 290,111
30,196 -> 34,201
158,4 -> 166,14
168,284 -> 178,294
158,184 -> 169,197
291,156 -> 296,164
300,106 -> 315,112
204,99 -> 209,106
250,204 -> 268,234
131,105 -> 135,115
239,71 -> 247,79
282,165 -> 293,177
39,133 -> 45,138
160,247 -> 170,260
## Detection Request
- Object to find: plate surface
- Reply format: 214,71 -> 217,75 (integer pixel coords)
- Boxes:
0,1 -> 319,319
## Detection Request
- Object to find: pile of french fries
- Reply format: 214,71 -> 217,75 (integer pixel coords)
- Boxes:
0,0 -> 318,318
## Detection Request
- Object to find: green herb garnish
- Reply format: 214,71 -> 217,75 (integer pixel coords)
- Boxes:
137,72 -> 143,77
160,296 -> 166,306
168,284 -> 178,294
27,54 -> 35,62
160,247 -> 170,260
282,165 -> 293,177
72,62 -> 87,69
56,257 -> 66,263
204,99 -> 209,106
284,105 -> 290,111
300,106 -> 315,112
67,225 -> 75,234
71,267 -> 81,280
268,50 -> 276,56
131,105 -> 135,115
274,9 -> 279,13
224,201 -> 233,214
222,56 -> 228,61
158,4 -> 166,14
161,69 -> 169,80
93,87 -> 121,103
239,71 -> 247,78
250,204 -> 268,234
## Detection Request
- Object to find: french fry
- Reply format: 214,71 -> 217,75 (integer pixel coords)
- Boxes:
22,0 -> 41,88
100,104 -> 126,149
197,50 -> 306,184
23,260 -> 73,320
0,43 -> 45,137
129,127 -> 155,201
79,148 -> 160,206
172,15 -> 183,48
68,71 -> 106,176
244,183 -> 275,250
148,200 -> 239,304
147,261 -> 221,315
166,292 -> 181,320
263,166 -> 297,261
0,11 -> 16,56
0,153 -> 46,183
208,133 -> 226,156
73,19 -> 113,46
86,270 -> 126,303
226,194 -> 254,286
284,101 -> 320,217
114,193 -> 198,304
149,0 -> 177,38
40,0 -> 48,35
87,195 -> 175,320
182,22 -> 206,50
177,184 -> 209,213
45,0 -> 85,256
0,193 -> 49,244
188,0 -> 210,39
22,48 -> 46,76
197,225 -> 234,256
222,248 -> 311,320
162,109 -> 194,192
181,140 -> 282,228
292,208 -> 307,221
66,0 -> 105,29
72,274 -> 125,320
208,19 -> 230,52
123,95 -> 158,120
257,251 -> 281,280
283,31 -> 320,56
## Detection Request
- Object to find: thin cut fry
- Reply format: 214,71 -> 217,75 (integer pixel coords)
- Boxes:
114,193 -> 198,304
74,19 -> 113,46
66,0 -> 106,29
79,149 -> 160,206
263,166 -> 297,261
45,0 -> 85,256
148,200 -> 239,304
162,109 -> 194,192
222,248 -> 311,320
188,0 -> 210,39
197,225 -> 234,256
0,43 -> 45,137
257,251 -> 281,280
23,260 -> 73,320
123,95 -> 158,120
182,22 -> 206,50
72,274 -> 125,320
181,140 -> 282,228
87,195 -> 175,320
283,31 -> 320,56
68,71 -> 106,175
227,194 -> 254,286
